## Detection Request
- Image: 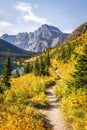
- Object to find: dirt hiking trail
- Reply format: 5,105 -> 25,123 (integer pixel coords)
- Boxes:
40,86 -> 72,130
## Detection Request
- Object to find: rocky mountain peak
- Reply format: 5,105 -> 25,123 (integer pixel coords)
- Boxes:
1,24 -> 68,52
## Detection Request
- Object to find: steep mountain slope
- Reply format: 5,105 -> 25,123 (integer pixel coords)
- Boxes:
0,39 -> 32,57
51,22 -> 87,62
1,24 -> 68,52
64,22 -> 87,42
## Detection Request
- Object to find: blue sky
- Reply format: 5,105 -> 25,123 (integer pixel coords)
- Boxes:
0,0 -> 87,36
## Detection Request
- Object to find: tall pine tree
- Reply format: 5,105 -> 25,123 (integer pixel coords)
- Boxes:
2,56 -> 12,88
68,43 -> 87,90
34,58 -> 40,76
45,51 -> 51,75
39,55 -> 46,76
24,62 -> 33,74
45,51 -> 51,67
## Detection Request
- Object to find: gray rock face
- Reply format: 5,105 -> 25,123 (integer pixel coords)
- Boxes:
1,24 -> 68,52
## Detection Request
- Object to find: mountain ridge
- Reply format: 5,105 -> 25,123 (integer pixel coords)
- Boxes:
1,24 -> 68,52
0,39 -> 32,57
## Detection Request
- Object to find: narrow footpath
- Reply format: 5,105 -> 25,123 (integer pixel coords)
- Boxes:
41,86 -> 72,130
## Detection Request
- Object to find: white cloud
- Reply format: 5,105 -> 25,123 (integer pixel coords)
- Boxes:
15,2 -> 50,24
23,15 -> 48,24
0,21 -> 12,28
15,2 -> 31,13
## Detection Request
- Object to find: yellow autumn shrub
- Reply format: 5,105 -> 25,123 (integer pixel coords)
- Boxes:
61,89 -> 87,130
0,106 -> 46,130
0,74 -> 52,130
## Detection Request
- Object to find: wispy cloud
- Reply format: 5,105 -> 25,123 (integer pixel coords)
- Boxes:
0,21 -> 12,28
14,2 -> 50,24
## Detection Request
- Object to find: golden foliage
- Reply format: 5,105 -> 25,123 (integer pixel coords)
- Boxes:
0,74 -> 52,130
53,31 -> 87,129
61,89 -> 87,130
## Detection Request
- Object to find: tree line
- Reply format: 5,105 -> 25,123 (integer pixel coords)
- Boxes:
24,51 -> 51,76
0,51 -> 51,93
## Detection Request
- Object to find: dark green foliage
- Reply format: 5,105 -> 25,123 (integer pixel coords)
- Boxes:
24,62 -> 33,74
23,51 -> 51,76
24,64 -> 29,74
33,58 -> 40,76
0,83 -> 7,93
0,85 -> 4,93
57,43 -> 74,62
45,51 -> 51,67
60,46 -> 66,60
2,56 -> 12,88
31,52 -> 51,76
38,52 -> 51,76
68,44 -> 87,90
45,51 -> 51,76
39,55 -> 46,76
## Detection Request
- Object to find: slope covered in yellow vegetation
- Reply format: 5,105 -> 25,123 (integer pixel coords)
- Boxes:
53,31 -> 87,130
0,74 -> 53,130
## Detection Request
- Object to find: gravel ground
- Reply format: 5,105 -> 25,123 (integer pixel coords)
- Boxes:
40,86 -> 72,130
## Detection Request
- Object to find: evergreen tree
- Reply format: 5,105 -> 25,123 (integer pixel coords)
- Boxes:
2,56 -> 12,87
39,55 -> 46,76
45,51 -> 51,67
24,62 -> 33,74
29,62 -> 33,72
33,52 -> 51,76
68,43 -> 87,90
34,58 -> 40,76
60,46 -> 66,60
24,63 -> 29,74
45,51 -> 51,75
0,82 -> 4,93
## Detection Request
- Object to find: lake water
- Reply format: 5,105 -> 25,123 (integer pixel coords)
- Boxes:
11,67 -> 24,76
